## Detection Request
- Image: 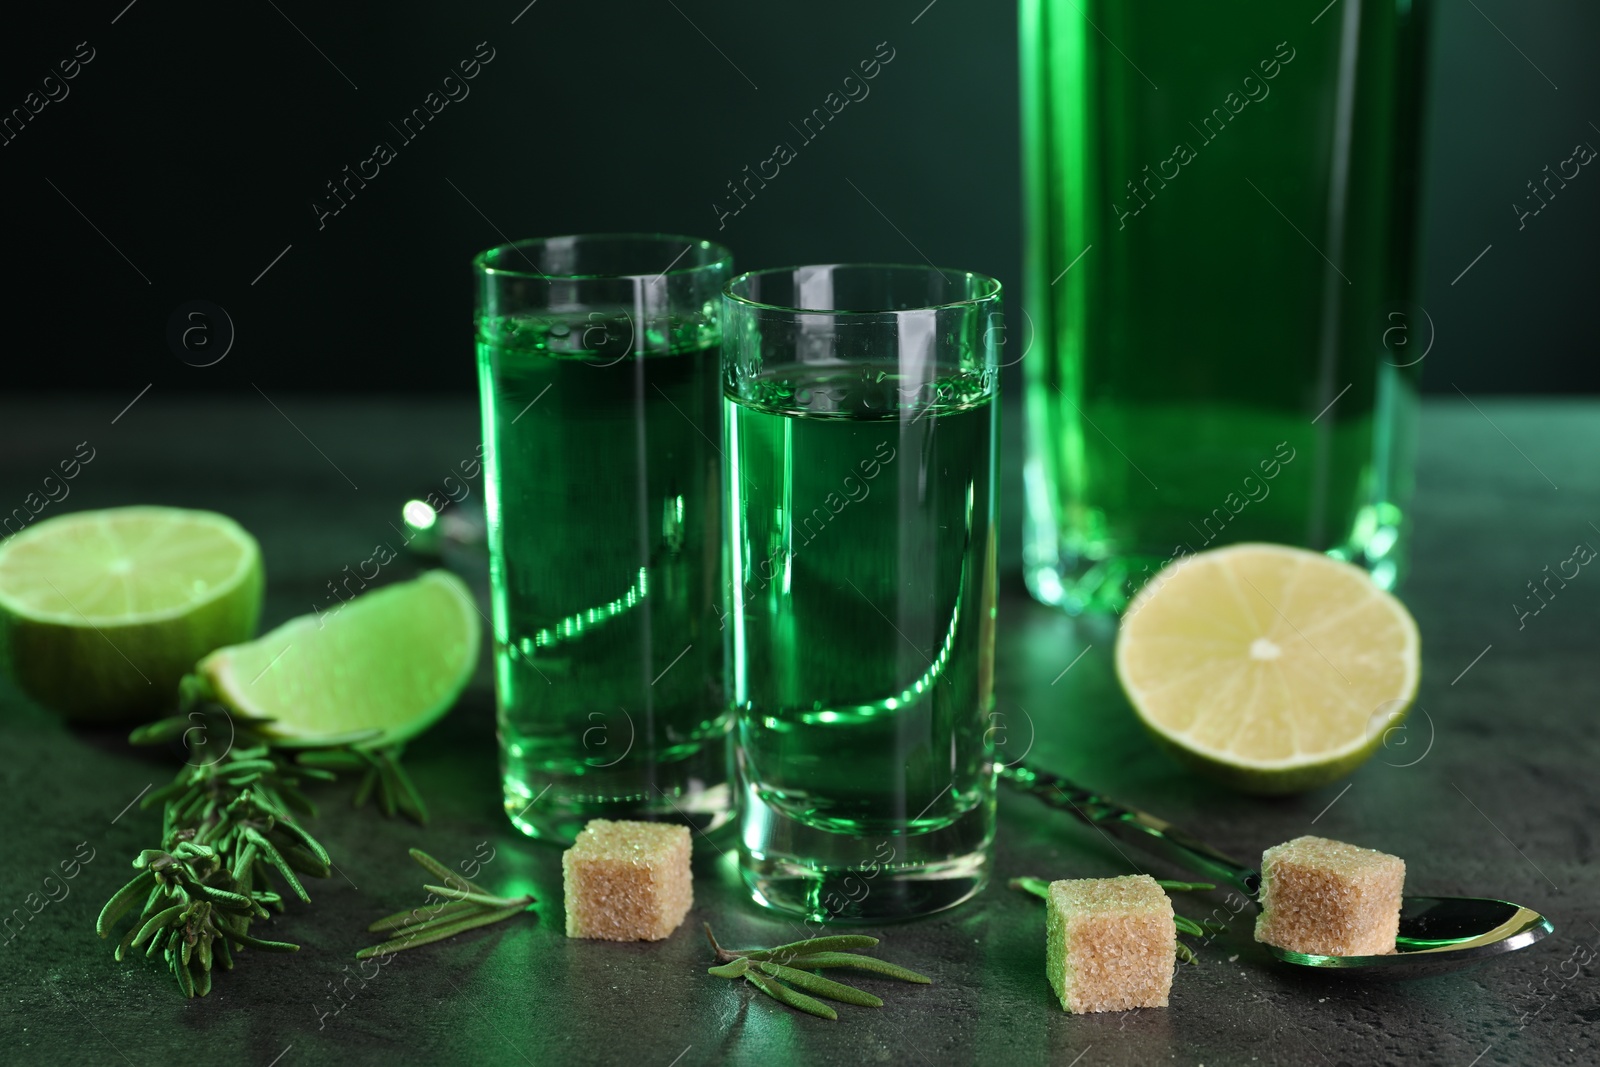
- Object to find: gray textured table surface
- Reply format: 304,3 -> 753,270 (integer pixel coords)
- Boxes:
3,395 -> 1597,1067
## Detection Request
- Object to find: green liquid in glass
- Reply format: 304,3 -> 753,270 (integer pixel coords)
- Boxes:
1020,0 -> 1427,611
728,366 -> 997,916
477,312 -> 729,842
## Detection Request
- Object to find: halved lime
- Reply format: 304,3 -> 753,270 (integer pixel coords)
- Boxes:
1115,543 -> 1420,794
0,506 -> 263,721
198,570 -> 480,746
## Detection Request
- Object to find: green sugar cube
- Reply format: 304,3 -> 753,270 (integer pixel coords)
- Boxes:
1046,874 -> 1175,1013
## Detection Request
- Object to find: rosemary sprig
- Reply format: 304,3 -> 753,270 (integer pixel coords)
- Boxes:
295,747 -> 430,825
704,923 -> 931,1021
132,692 -> 430,826
96,754 -> 328,997
756,962 -> 885,1007
100,681 -> 432,998
1008,876 -> 1221,965
353,848 -> 534,959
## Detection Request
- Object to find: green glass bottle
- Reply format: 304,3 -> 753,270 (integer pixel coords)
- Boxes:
1020,0 -> 1431,613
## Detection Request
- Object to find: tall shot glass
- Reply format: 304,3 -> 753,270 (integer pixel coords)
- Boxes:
723,264 -> 1001,920
475,234 -> 734,844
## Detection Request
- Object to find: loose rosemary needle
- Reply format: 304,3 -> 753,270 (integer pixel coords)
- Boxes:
704,923 -> 931,1021
354,849 -> 535,959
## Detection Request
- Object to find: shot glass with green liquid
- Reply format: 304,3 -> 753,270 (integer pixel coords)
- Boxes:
474,234 -> 733,843
723,264 -> 1001,920
1019,0 -> 1430,612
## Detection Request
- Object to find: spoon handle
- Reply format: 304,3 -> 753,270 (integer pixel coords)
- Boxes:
999,762 -> 1262,898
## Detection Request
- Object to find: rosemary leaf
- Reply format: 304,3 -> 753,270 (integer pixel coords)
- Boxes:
376,761 -> 398,818
744,969 -> 837,1021
174,952 -> 195,997
361,904 -> 508,941
421,884 -> 531,909
294,750 -> 367,771
732,934 -> 882,962
137,885 -> 169,924
114,926 -> 139,962
244,827 -> 310,903
220,759 -> 278,776
274,818 -> 331,866
1007,876 -> 1052,900
194,884 -> 258,913
1174,916 -> 1207,938
355,902 -> 529,959
143,781 -> 193,808
97,871 -> 157,937
177,790 -> 210,823
280,847 -> 332,879
1155,880 -> 1217,893
214,932 -> 234,970
703,924 -> 927,1019
408,848 -> 492,897
132,904 -> 186,949
231,842 -> 258,885
224,927 -> 300,952
366,899 -> 480,934
247,788 -> 290,821
387,753 -> 430,825
778,952 -> 933,984
128,717 -> 191,745
1177,941 -> 1198,965
276,780 -> 319,818
757,962 -> 883,1007
352,766 -> 379,809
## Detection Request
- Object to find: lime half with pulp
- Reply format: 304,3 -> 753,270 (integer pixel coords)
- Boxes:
0,506 -> 263,721
1115,543 -> 1420,794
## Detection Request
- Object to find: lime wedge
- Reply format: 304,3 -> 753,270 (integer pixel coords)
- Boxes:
0,506 -> 263,721
1115,543 -> 1420,794
199,570 -> 480,746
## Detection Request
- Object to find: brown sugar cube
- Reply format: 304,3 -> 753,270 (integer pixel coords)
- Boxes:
562,819 -> 693,941
1254,835 -> 1405,957
1046,874 -> 1176,1013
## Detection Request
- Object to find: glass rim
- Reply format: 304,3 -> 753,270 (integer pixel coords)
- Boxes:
723,262 -> 1002,316
472,232 -> 734,282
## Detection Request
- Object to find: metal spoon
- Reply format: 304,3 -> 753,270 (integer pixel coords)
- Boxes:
1000,762 -> 1553,977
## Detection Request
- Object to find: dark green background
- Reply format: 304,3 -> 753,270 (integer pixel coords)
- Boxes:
1,0 -> 1594,396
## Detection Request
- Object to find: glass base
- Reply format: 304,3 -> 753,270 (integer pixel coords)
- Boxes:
501,736 -> 733,845
737,773 -> 995,923
1024,508 -> 1407,616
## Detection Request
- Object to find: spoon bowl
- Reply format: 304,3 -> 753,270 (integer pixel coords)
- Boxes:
1265,896 -> 1552,977
1000,763 -> 1554,978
